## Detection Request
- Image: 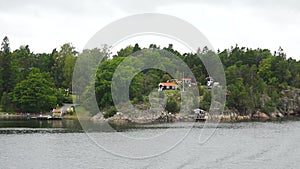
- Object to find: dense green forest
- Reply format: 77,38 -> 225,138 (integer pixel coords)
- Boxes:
0,36 -> 299,118
0,37 -> 76,113
89,44 -> 299,118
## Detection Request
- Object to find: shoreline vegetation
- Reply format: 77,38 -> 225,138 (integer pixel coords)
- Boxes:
0,36 -> 299,124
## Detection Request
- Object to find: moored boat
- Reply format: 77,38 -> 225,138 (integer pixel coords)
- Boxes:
194,109 -> 207,122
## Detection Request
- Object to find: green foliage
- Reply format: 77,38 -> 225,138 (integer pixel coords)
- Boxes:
0,37 -> 17,99
165,97 -> 180,113
91,44 -> 300,117
62,54 -> 76,89
116,45 -> 133,57
199,90 -> 211,111
11,69 -> 59,113
94,57 -> 124,110
261,100 -> 275,114
51,43 -> 77,88
220,45 -> 300,115
161,74 -> 172,82
0,92 -> 13,112
163,90 -> 181,113
103,106 -> 117,118
227,78 -> 249,113
63,95 -> 73,104
73,48 -> 109,103
133,43 -> 141,53
0,36 -> 299,117
55,88 -> 67,106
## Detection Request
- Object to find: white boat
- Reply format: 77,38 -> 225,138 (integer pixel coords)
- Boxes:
193,109 -> 207,122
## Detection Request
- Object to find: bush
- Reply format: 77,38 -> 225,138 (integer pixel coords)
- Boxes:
165,97 -> 180,113
103,106 -> 117,118
63,95 -> 73,103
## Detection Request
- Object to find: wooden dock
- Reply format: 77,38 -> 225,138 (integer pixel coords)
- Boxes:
31,115 -> 62,120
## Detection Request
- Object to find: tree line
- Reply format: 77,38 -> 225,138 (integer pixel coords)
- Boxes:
0,37 -> 77,113
87,43 -> 299,118
0,36 -> 299,117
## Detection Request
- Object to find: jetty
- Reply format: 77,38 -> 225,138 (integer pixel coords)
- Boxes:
31,115 -> 62,120
30,104 -> 76,120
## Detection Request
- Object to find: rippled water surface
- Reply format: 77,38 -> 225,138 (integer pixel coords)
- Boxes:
1,117 -> 300,169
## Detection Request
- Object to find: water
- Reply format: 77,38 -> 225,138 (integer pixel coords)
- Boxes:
0,117 -> 83,134
1,117 -> 300,169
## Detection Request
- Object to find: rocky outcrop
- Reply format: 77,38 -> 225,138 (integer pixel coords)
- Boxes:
90,112 -> 108,122
278,87 -> 300,116
252,111 -> 270,120
175,113 -> 194,122
154,113 -> 177,123
108,113 -> 132,124
270,111 -> 284,119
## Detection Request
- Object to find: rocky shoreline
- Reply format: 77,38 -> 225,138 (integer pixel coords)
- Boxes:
90,110 -> 300,124
2,110 -> 299,124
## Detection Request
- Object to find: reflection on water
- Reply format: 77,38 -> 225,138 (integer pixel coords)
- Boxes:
1,117 -> 300,169
0,117 -> 83,134
1,116 -> 300,134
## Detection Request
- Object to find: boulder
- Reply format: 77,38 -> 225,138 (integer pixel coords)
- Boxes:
109,114 -> 131,124
91,112 -> 107,122
271,112 -> 285,118
236,115 -> 250,121
220,115 -> 231,122
252,111 -> 269,120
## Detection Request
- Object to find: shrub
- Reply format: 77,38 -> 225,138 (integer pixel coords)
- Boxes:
103,106 -> 117,118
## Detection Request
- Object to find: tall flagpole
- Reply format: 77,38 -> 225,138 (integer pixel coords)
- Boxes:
182,72 -> 185,92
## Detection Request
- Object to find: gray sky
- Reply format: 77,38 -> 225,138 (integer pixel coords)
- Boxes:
0,0 -> 300,60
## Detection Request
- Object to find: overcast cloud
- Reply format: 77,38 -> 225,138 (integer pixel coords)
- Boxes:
0,0 -> 299,60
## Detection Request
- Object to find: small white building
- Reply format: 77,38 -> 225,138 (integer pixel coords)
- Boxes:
181,78 -> 192,84
158,82 -> 179,91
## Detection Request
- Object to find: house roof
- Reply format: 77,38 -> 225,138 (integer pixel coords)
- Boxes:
159,82 -> 178,87
181,78 -> 192,80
